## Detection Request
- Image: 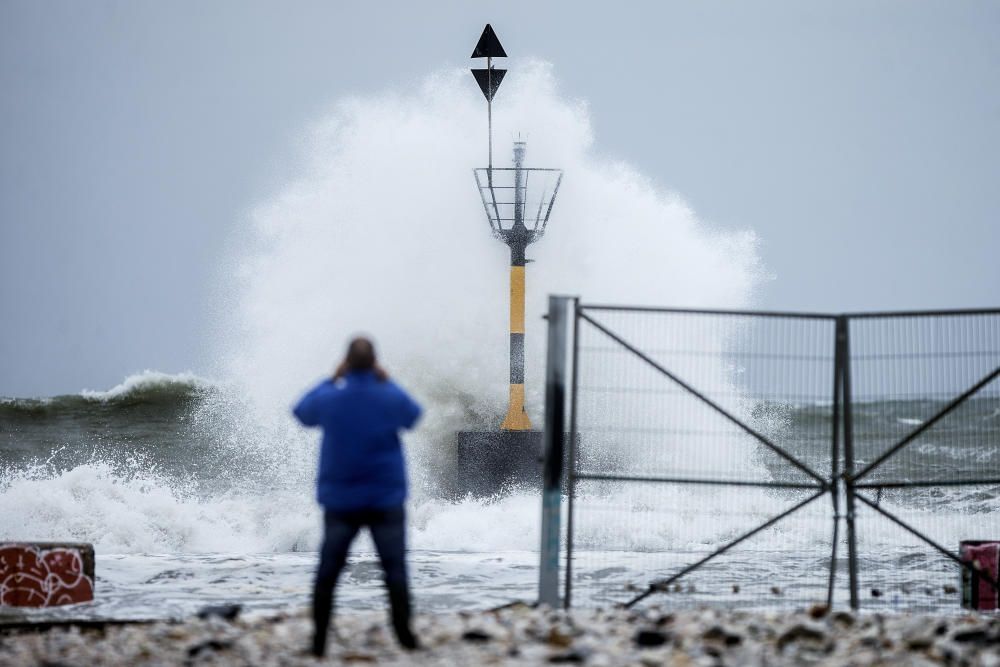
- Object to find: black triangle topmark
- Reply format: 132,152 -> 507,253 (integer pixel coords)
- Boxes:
471,24 -> 507,58
471,68 -> 506,101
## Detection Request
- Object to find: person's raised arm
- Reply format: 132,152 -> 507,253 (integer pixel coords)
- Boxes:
293,382 -> 328,427
393,384 -> 422,430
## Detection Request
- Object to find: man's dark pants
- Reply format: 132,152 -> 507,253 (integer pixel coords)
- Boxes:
312,505 -> 415,655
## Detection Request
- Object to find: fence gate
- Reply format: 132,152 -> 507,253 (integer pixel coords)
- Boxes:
843,311 -> 1000,610
538,298 -> 1000,611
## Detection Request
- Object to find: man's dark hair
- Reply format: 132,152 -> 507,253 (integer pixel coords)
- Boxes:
346,337 -> 376,371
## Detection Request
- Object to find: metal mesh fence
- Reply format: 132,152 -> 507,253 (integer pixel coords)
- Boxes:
566,307 -> 835,609
547,303 -> 1000,612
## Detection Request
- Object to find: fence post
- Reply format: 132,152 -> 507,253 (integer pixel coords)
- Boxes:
539,295 -> 570,607
564,297 -> 580,609
839,315 -> 860,610
826,317 -> 844,607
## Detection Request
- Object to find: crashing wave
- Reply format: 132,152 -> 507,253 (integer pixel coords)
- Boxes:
1,372 -> 217,417
79,370 -> 214,402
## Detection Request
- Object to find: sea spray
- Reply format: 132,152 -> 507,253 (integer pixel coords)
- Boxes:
207,59 -> 763,498
1,61 -> 771,555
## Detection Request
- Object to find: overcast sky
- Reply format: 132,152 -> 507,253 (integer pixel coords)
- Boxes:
1,1 -> 998,396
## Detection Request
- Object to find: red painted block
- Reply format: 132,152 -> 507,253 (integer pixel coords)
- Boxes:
0,543 -> 94,607
960,540 -> 999,611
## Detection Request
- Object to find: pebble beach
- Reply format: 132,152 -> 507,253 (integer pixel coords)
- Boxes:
2,603 -> 998,666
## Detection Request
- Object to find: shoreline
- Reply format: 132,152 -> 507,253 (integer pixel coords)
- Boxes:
1,604 -> 998,666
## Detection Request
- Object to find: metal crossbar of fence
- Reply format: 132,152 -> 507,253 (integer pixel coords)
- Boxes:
538,297 -> 1000,613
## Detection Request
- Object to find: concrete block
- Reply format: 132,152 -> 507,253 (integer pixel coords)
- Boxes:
0,542 -> 95,607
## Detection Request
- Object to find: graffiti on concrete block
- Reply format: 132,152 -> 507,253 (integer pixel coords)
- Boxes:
0,544 -> 94,607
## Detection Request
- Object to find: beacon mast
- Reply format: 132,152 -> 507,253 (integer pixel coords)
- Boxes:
456,24 -> 563,494
471,24 -> 563,433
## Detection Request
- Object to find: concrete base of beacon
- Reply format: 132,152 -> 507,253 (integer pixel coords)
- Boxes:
454,430 -> 544,497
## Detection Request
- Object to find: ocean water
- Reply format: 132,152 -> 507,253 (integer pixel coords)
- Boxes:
1,374 -> 996,620
1,61 -> 996,620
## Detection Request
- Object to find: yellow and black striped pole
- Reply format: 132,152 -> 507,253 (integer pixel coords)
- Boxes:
501,141 -> 532,431
501,248 -> 530,430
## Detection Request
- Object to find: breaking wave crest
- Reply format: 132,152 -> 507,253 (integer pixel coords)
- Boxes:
0,371 -> 213,417
78,371 -> 212,403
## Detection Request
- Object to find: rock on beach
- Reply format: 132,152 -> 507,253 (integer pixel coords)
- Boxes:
1,604 -> 998,666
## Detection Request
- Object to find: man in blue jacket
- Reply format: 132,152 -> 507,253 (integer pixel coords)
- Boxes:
293,337 -> 422,656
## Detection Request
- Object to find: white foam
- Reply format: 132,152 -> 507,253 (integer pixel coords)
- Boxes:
0,462 -> 316,553
79,370 -> 211,401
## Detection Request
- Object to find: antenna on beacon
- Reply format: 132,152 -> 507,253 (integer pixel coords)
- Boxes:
456,24 -> 564,496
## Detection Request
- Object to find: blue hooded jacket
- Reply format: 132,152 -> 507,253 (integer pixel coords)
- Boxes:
293,370 -> 422,511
